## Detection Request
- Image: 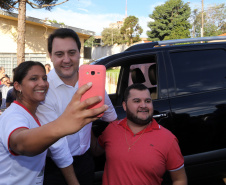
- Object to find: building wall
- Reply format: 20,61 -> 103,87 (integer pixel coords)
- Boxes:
0,17 -> 53,77
0,18 -> 18,52
91,44 -> 129,60
0,16 -> 87,66
0,17 -> 50,54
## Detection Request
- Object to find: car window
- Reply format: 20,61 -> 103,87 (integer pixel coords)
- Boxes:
106,67 -> 120,94
129,63 -> 158,100
170,49 -> 226,95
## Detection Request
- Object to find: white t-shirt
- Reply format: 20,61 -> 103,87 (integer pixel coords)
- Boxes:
0,85 -> 13,109
36,69 -> 117,157
0,102 -> 47,185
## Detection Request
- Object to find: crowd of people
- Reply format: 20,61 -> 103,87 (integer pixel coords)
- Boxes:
0,28 -> 187,185
0,67 -> 14,110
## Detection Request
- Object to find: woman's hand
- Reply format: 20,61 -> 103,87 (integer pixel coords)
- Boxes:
55,82 -> 108,136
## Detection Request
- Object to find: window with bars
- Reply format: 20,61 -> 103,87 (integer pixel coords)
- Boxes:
0,53 -> 47,79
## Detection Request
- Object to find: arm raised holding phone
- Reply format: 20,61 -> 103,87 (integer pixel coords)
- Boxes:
10,82 -> 108,156
0,61 -> 108,185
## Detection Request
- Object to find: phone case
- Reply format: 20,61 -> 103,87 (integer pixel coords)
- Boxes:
78,65 -> 106,114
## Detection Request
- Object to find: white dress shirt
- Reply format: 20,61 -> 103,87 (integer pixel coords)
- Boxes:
36,69 -> 117,163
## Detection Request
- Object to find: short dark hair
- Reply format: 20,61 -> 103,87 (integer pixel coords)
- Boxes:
1,75 -> 9,81
124,83 -> 149,102
4,74 -> 9,78
13,61 -> 45,98
0,76 -> 5,81
47,28 -> 81,54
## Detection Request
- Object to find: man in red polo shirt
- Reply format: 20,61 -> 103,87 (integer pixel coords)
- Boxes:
91,83 -> 187,185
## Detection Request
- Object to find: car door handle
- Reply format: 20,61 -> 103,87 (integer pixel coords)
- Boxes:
153,113 -> 167,118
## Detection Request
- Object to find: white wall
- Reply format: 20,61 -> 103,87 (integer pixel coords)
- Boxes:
91,44 -> 129,60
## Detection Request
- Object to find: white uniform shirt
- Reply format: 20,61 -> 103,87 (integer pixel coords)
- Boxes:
36,69 -> 117,157
0,102 -> 47,185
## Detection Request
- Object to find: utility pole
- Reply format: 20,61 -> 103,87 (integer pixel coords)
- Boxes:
201,0 -> 204,37
112,30 -> 113,45
125,0 -> 127,17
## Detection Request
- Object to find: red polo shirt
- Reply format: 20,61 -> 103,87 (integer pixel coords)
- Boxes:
98,118 -> 184,185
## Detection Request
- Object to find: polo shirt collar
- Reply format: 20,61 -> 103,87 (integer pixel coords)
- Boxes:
49,69 -> 78,88
118,117 -> 160,135
49,69 -> 65,88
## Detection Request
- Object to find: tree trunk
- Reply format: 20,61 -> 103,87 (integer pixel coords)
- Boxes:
17,0 -> 26,65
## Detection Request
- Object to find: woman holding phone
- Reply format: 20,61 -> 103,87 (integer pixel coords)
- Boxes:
0,61 -> 108,185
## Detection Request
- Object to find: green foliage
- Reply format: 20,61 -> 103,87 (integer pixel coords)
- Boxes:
100,16 -> 143,46
191,9 -> 201,37
101,28 -> 125,46
33,0 -> 57,9
207,3 -> 226,34
204,23 -> 222,37
221,23 -> 226,33
84,36 -> 99,47
48,19 -> 65,25
0,0 -> 61,11
191,3 -> 226,37
0,0 -> 14,11
106,68 -> 120,73
120,16 -> 143,44
147,0 -> 191,41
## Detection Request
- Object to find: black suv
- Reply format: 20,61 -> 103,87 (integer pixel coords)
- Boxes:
92,36 -> 226,185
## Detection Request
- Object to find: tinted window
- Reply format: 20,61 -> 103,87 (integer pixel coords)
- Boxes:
170,49 -> 226,95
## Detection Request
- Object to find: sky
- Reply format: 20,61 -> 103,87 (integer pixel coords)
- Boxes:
25,0 -> 226,37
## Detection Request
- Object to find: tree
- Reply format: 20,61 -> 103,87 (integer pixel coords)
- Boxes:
191,9 -> 201,37
207,4 -> 226,33
47,19 -> 65,25
221,23 -> 226,33
101,28 -> 125,46
84,36 -> 99,47
147,0 -> 191,41
120,16 -> 143,44
0,0 -> 69,64
191,3 -> 226,37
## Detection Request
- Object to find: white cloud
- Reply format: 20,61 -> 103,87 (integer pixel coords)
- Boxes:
77,8 -> 89,13
27,8 -> 123,34
78,0 -> 92,7
26,7 -> 151,37
62,0 -> 93,9
139,16 -> 153,37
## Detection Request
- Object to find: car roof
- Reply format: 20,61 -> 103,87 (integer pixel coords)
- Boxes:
94,36 -> 226,67
126,36 -> 226,51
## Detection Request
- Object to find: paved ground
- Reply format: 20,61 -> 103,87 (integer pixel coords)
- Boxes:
191,178 -> 225,185
94,178 -> 226,185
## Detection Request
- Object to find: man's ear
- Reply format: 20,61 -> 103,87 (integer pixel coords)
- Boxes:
122,101 -> 127,112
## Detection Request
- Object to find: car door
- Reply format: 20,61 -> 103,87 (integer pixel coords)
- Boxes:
164,46 -> 226,182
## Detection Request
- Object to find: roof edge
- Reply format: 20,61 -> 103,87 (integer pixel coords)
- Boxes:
0,10 -> 95,36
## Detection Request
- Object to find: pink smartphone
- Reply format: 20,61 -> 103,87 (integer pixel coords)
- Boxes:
78,65 -> 106,116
